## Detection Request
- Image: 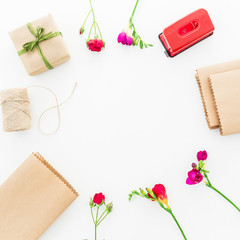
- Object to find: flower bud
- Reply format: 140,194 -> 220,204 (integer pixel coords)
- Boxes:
192,163 -> 197,169
106,202 -> 113,213
89,198 -> 94,208
140,188 -> 147,197
146,188 -> 156,200
80,26 -> 85,35
132,37 -> 139,46
197,150 -> 208,161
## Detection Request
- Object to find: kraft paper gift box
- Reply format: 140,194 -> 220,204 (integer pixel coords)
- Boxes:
0,153 -> 78,240
209,70 -> 240,136
9,14 -> 70,76
196,59 -> 240,129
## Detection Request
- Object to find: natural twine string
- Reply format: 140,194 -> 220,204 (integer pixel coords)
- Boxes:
0,88 -> 31,132
0,83 -> 77,134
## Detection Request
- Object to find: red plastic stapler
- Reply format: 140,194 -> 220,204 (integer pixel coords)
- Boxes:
159,9 -> 215,57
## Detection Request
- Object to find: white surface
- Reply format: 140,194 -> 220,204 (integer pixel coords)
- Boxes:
0,0 -> 240,239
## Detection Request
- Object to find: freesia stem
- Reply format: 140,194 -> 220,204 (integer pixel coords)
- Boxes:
169,210 -> 187,240
204,173 -> 240,212
157,202 -> 187,240
209,185 -> 240,212
130,0 -> 140,22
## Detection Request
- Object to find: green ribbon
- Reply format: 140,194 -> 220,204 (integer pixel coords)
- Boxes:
18,23 -> 62,70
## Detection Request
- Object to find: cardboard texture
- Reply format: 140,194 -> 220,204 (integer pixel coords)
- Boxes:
0,153 -> 78,240
209,70 -> 240,136
196,59 -> 240,129
9,14 -> 70,76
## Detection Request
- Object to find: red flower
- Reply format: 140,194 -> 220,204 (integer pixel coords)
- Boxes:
152,184 -> 167,201
93,193 -> 105,205
88,39 -> 104,52
148,184 -> 169,207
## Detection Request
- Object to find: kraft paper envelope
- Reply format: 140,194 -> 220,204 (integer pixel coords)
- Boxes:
209,70 -> 240,136
9,14 -> 70,76
0,153 -> 78,240
196,59 -> 240,129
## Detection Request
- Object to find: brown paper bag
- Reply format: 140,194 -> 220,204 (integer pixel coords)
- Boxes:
209,70 -> 240,136
9,14 -> 70,76
196,59 -> 240,129
0,153 -> 78,240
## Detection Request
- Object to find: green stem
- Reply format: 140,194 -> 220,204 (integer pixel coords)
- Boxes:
89,0 -> 97,37
130,0 -> 140,23
169,210 -> 187,240
97,209 -> 107,224
95,206 -> 100,240
87,23 -> 94,40
206,183 -> 240,212
95,22 -> 103,40
97,213 -> 109,226
82,10 -> 92,26
91,207 -> 95,224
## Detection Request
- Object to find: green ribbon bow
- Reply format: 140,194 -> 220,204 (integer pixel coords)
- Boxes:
18,23 -> 62,70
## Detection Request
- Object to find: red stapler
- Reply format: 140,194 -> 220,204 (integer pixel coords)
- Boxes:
159,9 -> 215,57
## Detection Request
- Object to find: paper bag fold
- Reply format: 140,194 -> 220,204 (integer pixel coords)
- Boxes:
0,153 -> 78,240
196,59 -> 240,128
209,70 -> 240,136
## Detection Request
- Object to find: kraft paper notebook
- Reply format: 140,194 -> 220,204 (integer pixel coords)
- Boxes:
196,59 -> 240,129
0,153 -> 78,240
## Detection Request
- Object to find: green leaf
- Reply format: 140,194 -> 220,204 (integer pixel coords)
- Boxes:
148,44 -> 153,47
140,40 -> 144,49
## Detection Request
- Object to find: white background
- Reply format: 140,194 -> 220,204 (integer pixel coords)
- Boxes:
0,0 -> 240,239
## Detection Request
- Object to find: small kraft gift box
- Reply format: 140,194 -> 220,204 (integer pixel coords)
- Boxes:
9,14 -> 70,76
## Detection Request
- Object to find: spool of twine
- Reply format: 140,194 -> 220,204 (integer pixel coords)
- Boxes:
0,83 -> 77,134
0,88 -> 31,132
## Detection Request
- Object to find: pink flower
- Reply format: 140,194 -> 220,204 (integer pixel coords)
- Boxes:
197,150 -> 208,161
186,169 -> 203,185
126,35 -> 133,46
118,31 -> 133,46
118,32 -> 127,45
